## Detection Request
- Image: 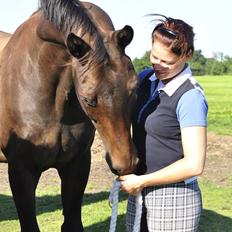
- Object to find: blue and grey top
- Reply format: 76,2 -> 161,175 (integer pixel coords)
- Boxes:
132,65 -> 208,175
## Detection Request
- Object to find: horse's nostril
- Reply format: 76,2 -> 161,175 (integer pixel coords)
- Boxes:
105,153 -> 118,175
105,152 -> 111,166
112,167 -> 121,175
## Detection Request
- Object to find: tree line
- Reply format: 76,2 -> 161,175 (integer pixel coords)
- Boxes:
133,50 -> 232,76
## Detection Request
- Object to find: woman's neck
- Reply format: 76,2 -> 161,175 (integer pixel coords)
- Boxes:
162,63 -> 187,84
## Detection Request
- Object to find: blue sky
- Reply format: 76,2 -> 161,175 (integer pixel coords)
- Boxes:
0,0 -> 231,59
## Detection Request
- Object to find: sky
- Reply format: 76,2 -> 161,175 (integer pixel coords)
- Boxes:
0,0 -> 231,59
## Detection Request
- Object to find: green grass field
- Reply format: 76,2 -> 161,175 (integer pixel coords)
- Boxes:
197,75 -> 232,136
0,75 -> 231,231
1,182 -> 232,231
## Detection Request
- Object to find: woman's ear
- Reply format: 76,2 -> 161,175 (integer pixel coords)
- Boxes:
186,48 -> 193,59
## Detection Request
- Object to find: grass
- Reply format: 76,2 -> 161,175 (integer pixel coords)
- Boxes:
198,181 -> 232,232
1,181 -> 232,231
196,75 -> 232,136
0,186 -> 128,231
0,75 -> 231,231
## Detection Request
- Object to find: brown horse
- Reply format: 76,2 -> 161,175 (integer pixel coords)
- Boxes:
0,0 -> 142,231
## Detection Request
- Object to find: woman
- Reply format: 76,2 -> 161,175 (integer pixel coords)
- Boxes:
118,15 -> 208,232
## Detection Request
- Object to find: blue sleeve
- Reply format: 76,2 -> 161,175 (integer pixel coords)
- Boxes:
138,67 -> 153,83
176,89 -> 208,128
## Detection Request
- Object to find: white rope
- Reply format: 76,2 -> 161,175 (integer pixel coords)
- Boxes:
109,180 -> 121,232
109,180 -> 143,232
133,192 -> 143,232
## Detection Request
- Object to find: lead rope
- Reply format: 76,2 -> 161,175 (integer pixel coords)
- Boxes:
109,180 -> 143,232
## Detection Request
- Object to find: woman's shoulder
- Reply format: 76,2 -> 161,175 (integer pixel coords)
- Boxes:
181,81 -> 207,103
138,67 -> 154,80
177,87 -> 208,128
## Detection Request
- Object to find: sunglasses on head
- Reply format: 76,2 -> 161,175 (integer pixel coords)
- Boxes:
158,27 -> 177,38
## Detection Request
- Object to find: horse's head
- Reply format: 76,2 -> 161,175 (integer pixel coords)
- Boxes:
66,24 -> 141,175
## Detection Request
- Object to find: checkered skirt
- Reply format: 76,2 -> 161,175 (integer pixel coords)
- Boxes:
126,180 -> 202,232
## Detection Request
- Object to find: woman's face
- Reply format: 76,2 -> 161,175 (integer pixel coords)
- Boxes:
150,40 -> 189,83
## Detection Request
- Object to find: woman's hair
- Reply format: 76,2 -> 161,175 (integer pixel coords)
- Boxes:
151,14 -> 195,58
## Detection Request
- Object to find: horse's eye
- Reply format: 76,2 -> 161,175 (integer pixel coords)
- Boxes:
83,97 -> 97,107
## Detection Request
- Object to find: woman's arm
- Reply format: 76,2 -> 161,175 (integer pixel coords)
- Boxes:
119,126 -> 207,195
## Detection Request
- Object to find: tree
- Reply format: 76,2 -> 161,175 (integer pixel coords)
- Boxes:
223,56 -> 232,74
206,60 -> 226,75
133,51 -> 150,73
188,50 -> 206,75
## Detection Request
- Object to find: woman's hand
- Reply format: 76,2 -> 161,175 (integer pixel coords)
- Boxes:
118,174 -> 144,196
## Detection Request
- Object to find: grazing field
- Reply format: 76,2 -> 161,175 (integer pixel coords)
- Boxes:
0,183 -> 232,232
197,75 -> 232,136
0,75 -> 232,231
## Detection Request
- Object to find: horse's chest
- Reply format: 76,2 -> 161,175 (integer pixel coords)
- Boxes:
42,122 -> 95,166
59,123 -> 95,156
3,122 -> 95,168
37,122 -> 94,166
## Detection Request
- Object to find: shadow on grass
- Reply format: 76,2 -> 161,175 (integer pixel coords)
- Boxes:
0,191 -> 127,221
199,209 -> 232,232
85,214 -> 126,231
1,193 -> 232,231
84,209 -> 232,232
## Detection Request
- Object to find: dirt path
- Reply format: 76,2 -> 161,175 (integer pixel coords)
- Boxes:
199,132 -> 232,186
0,132 -> 232,193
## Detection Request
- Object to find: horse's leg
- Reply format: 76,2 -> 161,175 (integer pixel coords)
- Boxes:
58,149 -> 91,232
8,162 -> 41,232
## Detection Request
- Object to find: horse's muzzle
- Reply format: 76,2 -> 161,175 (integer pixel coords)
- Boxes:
105,152 -> 147,176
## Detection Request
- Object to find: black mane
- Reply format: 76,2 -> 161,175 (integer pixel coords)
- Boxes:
40,0 -> 93,35
39,0 -> 107,70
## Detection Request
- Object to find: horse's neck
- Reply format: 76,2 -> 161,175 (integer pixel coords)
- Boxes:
33,13 -> 73,92
3,21 -> 73,122
36,14 -> 66,48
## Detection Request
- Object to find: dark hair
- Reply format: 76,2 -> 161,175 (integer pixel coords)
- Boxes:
151,14 -> 195,58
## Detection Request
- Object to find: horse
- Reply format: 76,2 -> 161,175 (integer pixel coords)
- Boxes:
0,0 -> 142,231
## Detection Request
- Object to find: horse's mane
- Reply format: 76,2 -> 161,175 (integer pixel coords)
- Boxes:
39,0 -> 107,73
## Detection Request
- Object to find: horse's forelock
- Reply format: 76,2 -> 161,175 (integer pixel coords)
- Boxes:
40,0 -> 82,33
39,0 -> 107,75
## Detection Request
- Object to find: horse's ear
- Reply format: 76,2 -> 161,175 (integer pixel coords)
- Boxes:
116,25 -> 134,51
66,33 -> 91,59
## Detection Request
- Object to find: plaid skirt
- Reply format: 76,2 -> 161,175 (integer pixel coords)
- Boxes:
126,180 -> 202,232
